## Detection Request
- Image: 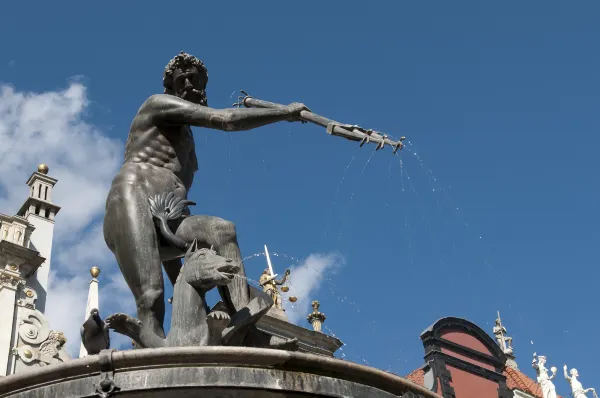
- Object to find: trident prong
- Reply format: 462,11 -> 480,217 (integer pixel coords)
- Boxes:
393,136 -> 406,154
359,129 -> 373,147
393,142 -> 403,154
375,135 -> 388,151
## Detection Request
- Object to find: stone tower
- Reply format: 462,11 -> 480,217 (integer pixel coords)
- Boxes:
16,164 -> 61,313
0,164 -> 69,376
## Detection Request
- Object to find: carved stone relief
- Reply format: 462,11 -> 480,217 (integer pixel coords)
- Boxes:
12,286 -> 71,372
0,269 -> 23,289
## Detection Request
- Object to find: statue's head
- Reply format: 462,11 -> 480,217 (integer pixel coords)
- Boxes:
182,242 -> 240,287
538,356 -> 547,365
48,330 -> 67,346
164,51 -> 208,106
570,368 -> 579,377
185,243 -> 219,263
263,268 -> 270,275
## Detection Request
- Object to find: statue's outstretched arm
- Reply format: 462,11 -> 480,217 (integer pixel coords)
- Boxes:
563,365 -> 571,381
260,275 -> 276,286
276,269 -> 290,285
146,94 -> 306,132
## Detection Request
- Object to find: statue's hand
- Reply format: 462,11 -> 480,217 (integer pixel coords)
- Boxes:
286,102 -> 311,123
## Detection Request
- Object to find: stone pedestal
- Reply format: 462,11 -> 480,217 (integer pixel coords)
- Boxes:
0,347 -> 438,398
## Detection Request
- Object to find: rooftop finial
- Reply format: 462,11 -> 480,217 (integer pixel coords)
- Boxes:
307,300 -> 326,332
37,164 -> 49,174
90,266 -> 100,279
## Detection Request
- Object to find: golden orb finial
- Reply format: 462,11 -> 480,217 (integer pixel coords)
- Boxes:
90,266 -> 100,278
37,164 -> 49,174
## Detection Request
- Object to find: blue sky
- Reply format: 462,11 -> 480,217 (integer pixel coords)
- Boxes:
1,0 -> 599,390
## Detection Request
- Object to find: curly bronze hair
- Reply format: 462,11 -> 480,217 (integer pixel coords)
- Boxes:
163,51 -> 208,95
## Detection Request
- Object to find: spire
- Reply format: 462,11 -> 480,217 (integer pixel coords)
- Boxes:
307,300 -> 326,332
79,266 -> 100,358
493,311 -> 518,369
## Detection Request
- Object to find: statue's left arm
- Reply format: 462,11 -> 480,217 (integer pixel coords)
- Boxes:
275,270 -> 291,285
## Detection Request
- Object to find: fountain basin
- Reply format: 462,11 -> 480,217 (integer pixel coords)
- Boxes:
0,346 -> 437,397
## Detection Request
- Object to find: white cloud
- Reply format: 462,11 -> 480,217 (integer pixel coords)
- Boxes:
0,82 -> 132,356
43,273 -> 89,355
281,252 -> 345,324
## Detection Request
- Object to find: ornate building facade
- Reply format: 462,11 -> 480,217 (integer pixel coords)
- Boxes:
406,315 -> 569,398
0,165 -> 69,376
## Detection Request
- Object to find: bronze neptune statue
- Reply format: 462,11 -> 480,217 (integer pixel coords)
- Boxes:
93,51 -> 403,350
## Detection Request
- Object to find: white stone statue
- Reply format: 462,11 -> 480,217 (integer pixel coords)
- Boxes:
532,353 -> 557,398
493,312 -> 513,355
564,364 -> 597,398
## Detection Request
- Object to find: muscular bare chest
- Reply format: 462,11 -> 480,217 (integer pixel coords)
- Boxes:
125,122 -> 198,185
158,125 -> 198,183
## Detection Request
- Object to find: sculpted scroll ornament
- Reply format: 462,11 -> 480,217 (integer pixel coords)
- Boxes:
12,284 -> 70,369
13,331 -> 69,367
13,305 -> 71,369
19,311 -> 50,345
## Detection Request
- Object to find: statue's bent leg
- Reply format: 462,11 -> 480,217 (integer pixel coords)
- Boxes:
175,215 -> 251,313
104,185 -> 166,348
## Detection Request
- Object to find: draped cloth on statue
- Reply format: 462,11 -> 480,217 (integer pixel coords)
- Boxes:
540,380 -> 558,398
571,379 -> 588,398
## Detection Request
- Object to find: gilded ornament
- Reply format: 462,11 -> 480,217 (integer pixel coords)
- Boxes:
37,164 -> 49,174
90,266 -> 101,278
